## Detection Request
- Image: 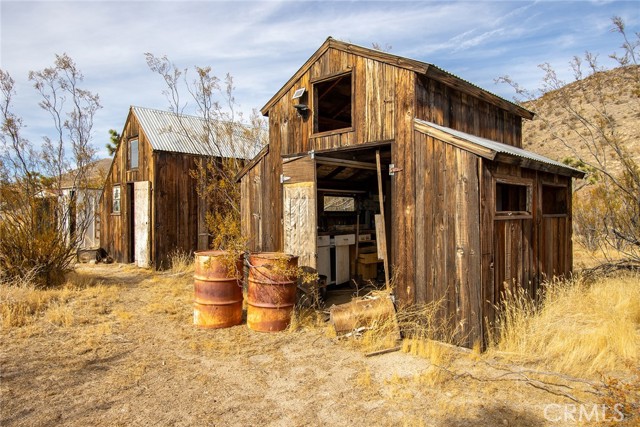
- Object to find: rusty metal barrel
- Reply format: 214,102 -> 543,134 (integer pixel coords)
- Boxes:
193,250 -> 243,328
247,252 -> 298,332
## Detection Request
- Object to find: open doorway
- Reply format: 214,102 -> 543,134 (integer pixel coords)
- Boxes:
313,146 -> 392,305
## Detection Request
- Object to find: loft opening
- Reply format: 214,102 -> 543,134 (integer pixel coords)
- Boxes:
313,72 -> 353,133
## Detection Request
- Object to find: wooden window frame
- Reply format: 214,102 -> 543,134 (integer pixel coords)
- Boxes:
541,182 -> 569,218
311,70 -> 354,137
494,176 -> 533,220
128,138 -> 139,170
112,184 -> 121,215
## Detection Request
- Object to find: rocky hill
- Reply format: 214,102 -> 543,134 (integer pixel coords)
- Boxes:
520,65 -> 639,171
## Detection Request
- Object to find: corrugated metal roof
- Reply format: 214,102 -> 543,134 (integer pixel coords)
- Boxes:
132,106 -> 263,159
414,119 -> 584,176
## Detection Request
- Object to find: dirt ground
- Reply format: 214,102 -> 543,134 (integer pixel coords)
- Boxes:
0,264 -> 632,426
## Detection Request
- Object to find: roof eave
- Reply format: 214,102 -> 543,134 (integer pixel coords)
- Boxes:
493,153 -> 586,178
414,118 -> 584,179
235,144 -> 270,182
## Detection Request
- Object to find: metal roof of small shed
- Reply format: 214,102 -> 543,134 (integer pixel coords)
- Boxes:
414,118 -> 585,178
132,106 -> 262,160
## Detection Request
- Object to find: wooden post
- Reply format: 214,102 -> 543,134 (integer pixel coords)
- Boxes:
355,213 -> 360,278
376,150 -> 390,289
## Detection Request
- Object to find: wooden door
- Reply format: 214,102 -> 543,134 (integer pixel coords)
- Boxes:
282,155 -> 317,270
134,181 -> 150,268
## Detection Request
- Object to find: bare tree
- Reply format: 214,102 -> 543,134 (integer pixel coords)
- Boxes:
0,54 -> 101,287
497,17 -> 640,264
145,54 -> 266,250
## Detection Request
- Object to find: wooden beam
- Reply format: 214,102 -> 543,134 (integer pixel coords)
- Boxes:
315,156 -> 378,171
376,150 -> 390,289
413,119 -> 497,160
323,166 -> 347,180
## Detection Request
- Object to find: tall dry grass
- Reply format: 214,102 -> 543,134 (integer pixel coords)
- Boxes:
167,250 -> 195,275
491,272 -> 640,377
0,268 -> 102,329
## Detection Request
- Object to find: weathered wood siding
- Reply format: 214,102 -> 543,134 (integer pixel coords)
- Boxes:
415,76 -> 523,147
153,151 -> 202,269
409,131 -> 483,347
273,47 -> 402,156
480,162 -> 573,335
241,150 -> 282,253
243,47 -> 416,252
101,111 -> 153,264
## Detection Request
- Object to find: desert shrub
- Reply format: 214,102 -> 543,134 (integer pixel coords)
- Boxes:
498,17 -> 640,264
1,55 -> 100,288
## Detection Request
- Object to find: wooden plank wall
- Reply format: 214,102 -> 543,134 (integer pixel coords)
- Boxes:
539,176 -> 573,280
480,163 -> 573,336
411,131 -> 483,347
101,110 -> 153,264
390,68 -> 416,304
267,47 -> 401,156
241,150 -> 282,253
153,152 -> 201,269
415,76 -> 523,148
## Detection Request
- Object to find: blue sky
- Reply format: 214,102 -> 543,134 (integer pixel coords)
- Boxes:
1,0 -> 638,159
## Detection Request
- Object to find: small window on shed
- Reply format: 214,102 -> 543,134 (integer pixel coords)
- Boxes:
314,73 -> 352,133
542,185 -> 568,215
496,182 -> 530,214
112,185 -> 121,214
129,139 -> 139,169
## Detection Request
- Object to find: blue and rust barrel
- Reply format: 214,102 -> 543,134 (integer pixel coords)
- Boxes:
247,252 -> 298,332
193,250 -> 243,328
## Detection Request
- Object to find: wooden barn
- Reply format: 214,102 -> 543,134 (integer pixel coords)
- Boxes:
238,38 -> 584,346
101,106 -> 260,269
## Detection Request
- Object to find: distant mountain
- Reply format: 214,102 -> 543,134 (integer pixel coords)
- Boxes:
521,65 -> 639,172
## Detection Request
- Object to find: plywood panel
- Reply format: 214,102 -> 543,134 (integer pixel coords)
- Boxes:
282,156 -> 317,270
134,181 -> 150,267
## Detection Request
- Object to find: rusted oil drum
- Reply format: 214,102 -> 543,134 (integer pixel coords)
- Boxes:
193,250 -> 243,329
247,252 -> 298,332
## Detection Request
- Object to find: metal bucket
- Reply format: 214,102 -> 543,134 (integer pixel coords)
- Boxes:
247,252 -> 298,332
193,250 -> 243,329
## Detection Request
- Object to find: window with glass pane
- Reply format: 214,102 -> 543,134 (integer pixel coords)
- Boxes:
129,139 -> 139,169
112,185 -> 121,214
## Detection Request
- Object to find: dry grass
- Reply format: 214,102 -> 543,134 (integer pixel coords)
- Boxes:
167,250 -> 195,275
490,272 -> 640,378
0,269 -> 76,328
288,306 -> 326,331
4,263 -> 639,426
